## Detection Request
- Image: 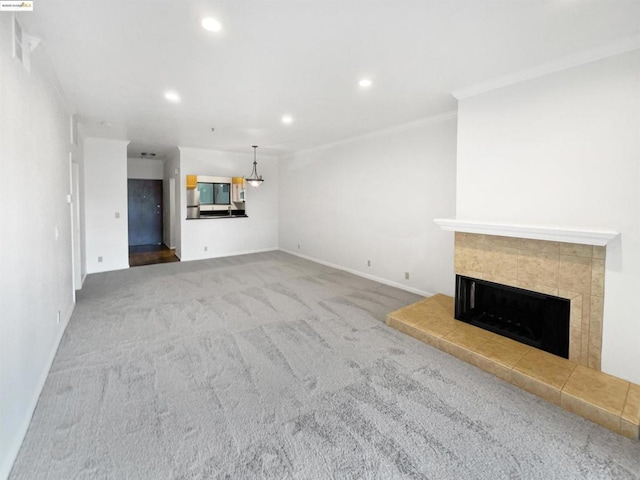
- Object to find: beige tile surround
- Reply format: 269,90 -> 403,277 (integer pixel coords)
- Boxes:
454,232 -> 605,370
386,295 -> 640,439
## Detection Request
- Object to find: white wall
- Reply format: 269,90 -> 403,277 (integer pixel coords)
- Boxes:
456,50 -> 640,383
84,138 -> 130,273
278,114 -> 457,296
0,15 -> 75,478
178,146 -> 278,261
127,157 -> 164,179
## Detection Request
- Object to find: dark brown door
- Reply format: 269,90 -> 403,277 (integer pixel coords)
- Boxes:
128,179 -> 163,246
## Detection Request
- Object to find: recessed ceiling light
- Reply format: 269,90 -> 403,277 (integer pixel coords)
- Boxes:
358,78 -> 373,88
281,115 -> 293,125
164,91 -> 181,103
201,17 -> 222,32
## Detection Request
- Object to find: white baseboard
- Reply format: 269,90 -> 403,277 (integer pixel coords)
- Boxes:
279,248 -> 433,297
86,262 -> 130,275
1,301 -> 75,480
180,247 -> 279,263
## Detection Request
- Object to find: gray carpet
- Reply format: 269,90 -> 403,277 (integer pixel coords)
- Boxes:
10,251 -> 640,479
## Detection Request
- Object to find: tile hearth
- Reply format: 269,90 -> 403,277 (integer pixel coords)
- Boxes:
387,294 -> 640,439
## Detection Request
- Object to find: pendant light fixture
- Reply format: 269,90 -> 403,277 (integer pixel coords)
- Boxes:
245,145 -> 264,187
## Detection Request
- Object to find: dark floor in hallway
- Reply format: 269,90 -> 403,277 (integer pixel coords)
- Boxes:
129,244 -> 179,267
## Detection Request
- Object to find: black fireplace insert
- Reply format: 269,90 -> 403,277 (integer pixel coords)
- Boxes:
455,275 -> 570,358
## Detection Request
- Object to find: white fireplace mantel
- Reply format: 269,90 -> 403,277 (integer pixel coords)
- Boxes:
434,218 -> 619,246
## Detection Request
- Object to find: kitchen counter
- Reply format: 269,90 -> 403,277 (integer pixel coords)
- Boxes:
186,214 -> 248,220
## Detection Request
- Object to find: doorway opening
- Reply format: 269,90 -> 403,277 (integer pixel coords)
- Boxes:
127,179 -> 178,267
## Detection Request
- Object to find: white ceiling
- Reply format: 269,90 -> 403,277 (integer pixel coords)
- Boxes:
20,0 -> 640,157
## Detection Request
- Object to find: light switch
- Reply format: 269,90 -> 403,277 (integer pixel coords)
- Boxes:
115,212 -> 120,219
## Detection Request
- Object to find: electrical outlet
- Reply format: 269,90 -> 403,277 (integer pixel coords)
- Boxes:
56,310 -> 60,325
204,246 -> 208,252
367,260 -> 371,267
98,256 -> 103,263
405,272 -> 410,280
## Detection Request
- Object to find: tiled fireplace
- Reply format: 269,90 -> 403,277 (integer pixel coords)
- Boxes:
454,232 -> 605,370
386,220 -> 639,439
387,219 -> 640,440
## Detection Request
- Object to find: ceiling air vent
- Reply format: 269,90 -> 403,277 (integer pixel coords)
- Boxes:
12,15 -> 24,65
12,14 -> 40,73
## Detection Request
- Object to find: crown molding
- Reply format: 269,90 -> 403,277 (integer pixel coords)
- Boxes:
289,110 -> 458,158
452,36 -> 640,100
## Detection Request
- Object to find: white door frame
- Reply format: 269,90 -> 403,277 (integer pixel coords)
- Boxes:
70,156 -> 82,292
169,177 -> 176,249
